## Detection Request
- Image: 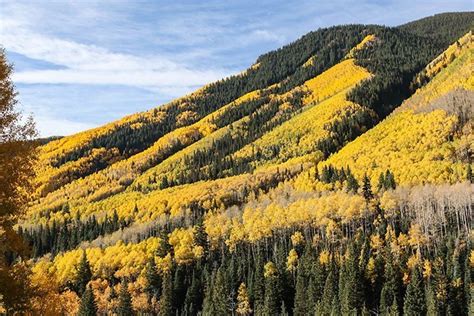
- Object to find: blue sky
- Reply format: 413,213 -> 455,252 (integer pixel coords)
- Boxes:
0,1 -> 472,136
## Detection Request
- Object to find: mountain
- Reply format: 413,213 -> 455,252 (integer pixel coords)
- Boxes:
19,12 -> 473,315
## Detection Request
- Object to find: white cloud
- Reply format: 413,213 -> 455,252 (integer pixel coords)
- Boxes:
35,115 -> 96,137
249,30 -> 286,43
1,30 -> 230,91
0,3 -> 233,92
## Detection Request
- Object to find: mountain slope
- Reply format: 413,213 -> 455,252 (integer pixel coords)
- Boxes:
296,32 -> 473,189
24,13 -> 472,229
21,13 -> 474,315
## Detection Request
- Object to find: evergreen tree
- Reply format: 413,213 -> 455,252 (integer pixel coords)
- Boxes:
432,258 -> 448,314
385,170 -> 396,190
307,258 -> 326,313
184,270 -> 201,315
447,249 -> 466,315
340,244 -> 363,314
76,250 -> 92,295
280,301 -> 289,316
293,263 -> 307,316
201,274 -> 213,316
330,296 -> 341,316
467,164 -> 473,183
377,172 -> 386,191
321,264 -> 338,315
145,257 -> 161,302
117,280 -> 134,316
193,220 -> 209,258
388,298 -> 399,316
253,260 -> 265,315
403,268 -> 426,316
159,272 -> 173,316
263,262 -> 281,315
346,172 -> 360,193
78,285 -> 97,316
211,267 -> 230,315
425,281 -> 437,316
362,174 -> 373,201
380,251 -> 401,315
172,266 -> 186,310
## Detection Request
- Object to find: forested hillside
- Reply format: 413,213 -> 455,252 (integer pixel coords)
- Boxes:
9,12 -> 474,315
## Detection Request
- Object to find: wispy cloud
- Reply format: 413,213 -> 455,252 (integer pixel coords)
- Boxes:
1,0 -> 471,136
1,16 -> 230,92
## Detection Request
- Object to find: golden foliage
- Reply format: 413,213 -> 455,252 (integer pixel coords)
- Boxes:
319,250 -> 331,266
38,237 -> 161,287
286,249 -> 299,272
264,262 -> 278,278
290,231 -> 305,247
168,227 -> 202,264
236,283 -> 252,316
202,185 -> 368,244
346,34 -> 376,58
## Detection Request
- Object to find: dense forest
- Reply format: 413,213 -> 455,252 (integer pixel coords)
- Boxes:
1,11 -> 473,315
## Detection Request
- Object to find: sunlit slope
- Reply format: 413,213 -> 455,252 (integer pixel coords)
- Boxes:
26,37 -> 372,225
233,59 -> 373,168
34,25 -> 373,197
32,89 -> 265,211
133,58 -> 371,187
301,34 -> 473,187
27,24 -> 474,230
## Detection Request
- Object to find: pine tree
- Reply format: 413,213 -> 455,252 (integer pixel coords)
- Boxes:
379,251 -> 401,315
377,172 -> 386,192
236,283 -> 252,316
211,267 -> 229,315
78,285 -> 97,316
293,263 -> 307,316
193,220 -> 209,258
403,268 -> 426,316
253,260 -> 265,315
321,264 -> 338,315
145,257 -> 161,302
263,262 -> 281,315
432,258 -> 448,314
184,270 -> 201,315
467,164 -> 473,183
346,173 -> 359,193
330,296 -> 341,316
362,304 -> 370,316
425,281 -> 437,316
201,274 -> 214,316
76,250 -> 92,295
447,249 -> 466,315
159,272 -> 173,316
385,170 -> 396,190
280,301 -> 289,316
388,298 -> 398,316
117,280 -> 134,316
340,244 -> 363,314
172,266 -> 186,310
362,174 -> 373,201
307,258 -> 326,313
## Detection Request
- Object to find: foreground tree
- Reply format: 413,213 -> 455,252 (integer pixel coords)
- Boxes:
0,48 -> 37,313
